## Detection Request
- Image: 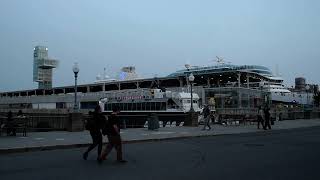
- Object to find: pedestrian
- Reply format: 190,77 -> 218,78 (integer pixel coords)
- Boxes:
263,107 -> 271,130
83,105 -> 105,161
99,106 -> 127,163
6,111 -> 16,136
279,112 -> 282,121
17,110 -> 23,117
211,110 -> 216,125
257,106 -> 264,129
202,105 -> 211,130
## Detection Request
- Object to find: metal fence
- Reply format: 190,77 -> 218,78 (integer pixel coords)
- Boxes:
26,115 -> 69,131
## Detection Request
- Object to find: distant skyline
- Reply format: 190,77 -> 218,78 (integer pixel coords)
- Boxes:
0,0 -> 319,92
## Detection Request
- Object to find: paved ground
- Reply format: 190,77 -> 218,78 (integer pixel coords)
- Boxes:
0,119 -> 320,153
1,126 -> 320,180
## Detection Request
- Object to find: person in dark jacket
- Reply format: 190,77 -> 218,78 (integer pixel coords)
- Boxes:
99,106 -> 127,163
263,107 -> 271,130
83,105 -> 105,161
202,105 -> 212,130
6,111 -> 16,136
257,106 -> 264,129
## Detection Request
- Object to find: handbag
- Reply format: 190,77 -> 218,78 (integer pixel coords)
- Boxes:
271,120 -> 274,125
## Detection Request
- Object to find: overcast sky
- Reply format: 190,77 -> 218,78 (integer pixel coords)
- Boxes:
0,0 -> 319,92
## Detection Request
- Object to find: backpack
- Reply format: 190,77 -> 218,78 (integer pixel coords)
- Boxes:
101,115 -> 109,135
101,123 -> 109,135
85,118 -> 94,130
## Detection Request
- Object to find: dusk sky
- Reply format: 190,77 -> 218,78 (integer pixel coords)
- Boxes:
0,0 -> 319,92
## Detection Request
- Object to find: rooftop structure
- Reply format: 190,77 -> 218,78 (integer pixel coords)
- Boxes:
118,66 -> 139,81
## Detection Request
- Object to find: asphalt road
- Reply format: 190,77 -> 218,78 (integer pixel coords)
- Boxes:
1,127 -> 320,180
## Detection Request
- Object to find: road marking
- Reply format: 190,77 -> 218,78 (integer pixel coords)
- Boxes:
18,137 -> 28,139
34,138 -> 44,140
152,132 -> 175,135
179,132 -> 189,134
56,138 -> 65,141
141,133 -> 149,136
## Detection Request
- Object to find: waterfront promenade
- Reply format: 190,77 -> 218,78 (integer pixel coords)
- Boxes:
1,118 -> 320,154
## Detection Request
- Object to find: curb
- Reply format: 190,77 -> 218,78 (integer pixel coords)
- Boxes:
1,125 -> 320,155
0,133 -> 218,155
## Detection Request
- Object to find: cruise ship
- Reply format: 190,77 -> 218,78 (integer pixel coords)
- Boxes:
168,60 -> 309,105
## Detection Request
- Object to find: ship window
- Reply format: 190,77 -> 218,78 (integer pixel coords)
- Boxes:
124,103 -> 128,111
155,102 -> 160,110
161,102 -> 166,110
132,103 -> 137,111
107,104 -> 111,111
128,103 -> 132,111
146,102 -> 151,110
142,102 -> 146,110
137,103 -> 141,110
121,103 -> 125,111
151,102 -> 155,110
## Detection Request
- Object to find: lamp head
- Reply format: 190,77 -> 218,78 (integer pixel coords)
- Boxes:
73,62 -> 79,73
185,63 -> 191,70
188,73 -> 195,82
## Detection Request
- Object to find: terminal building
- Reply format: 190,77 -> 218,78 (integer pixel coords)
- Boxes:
0,59 -> 278,114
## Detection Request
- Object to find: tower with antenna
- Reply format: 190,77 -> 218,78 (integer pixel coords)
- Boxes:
33,46 -> 59,89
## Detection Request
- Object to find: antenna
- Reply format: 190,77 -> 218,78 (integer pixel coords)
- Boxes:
214,56 -> 231,65
275,64 -> 280,77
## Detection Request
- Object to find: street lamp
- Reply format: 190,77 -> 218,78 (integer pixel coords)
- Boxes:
72,63 -> 79,110
185,63 -> 191,70
259,81 -> 264,107
189,73 -> 195,112
306,85 -> 310,106
185,63 -> 191,92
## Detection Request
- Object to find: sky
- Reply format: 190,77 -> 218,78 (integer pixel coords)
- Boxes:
0,0 -> 319,92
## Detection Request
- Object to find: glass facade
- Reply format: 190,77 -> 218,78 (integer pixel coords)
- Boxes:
204,87 -> 271,109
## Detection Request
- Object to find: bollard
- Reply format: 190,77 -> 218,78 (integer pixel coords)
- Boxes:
184,111 -> 199,127
122,119 -> 127,129
67,112 -> 84,132
148,114 -> 159,130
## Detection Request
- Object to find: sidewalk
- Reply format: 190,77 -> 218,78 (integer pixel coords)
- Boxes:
1,119 -> 320,154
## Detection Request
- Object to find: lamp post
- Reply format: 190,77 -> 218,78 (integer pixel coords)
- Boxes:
72,63 -> 79,110
185,63 -> 195,111
189,73 -> 195,112
185,63 -> 191,92
306,85 -> 310,106
259,81 -> 264,107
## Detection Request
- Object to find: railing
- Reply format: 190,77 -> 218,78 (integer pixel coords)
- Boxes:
0,112 -> 69,131
115,113 -> 188,128
27,115 -> 69,131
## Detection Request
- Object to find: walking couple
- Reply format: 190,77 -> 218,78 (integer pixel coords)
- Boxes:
83,105 -> 127,164
257,106 -> 272,130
